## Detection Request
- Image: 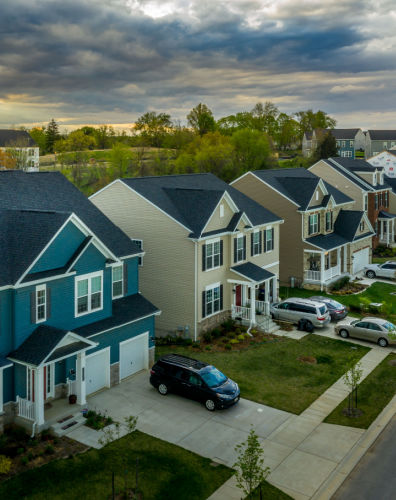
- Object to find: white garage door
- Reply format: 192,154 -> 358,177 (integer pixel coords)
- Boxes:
120,332 -> 149,380
353,247 -> 370,274
86,348 -> 110,395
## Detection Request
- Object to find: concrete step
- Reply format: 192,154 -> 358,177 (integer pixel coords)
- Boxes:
51,412 -> 86,437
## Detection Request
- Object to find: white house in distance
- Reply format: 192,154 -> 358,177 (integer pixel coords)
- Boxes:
367,150 -> 396,178
0,130 -> 39,170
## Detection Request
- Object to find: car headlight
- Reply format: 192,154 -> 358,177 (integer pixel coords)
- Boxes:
216,393 -> 235,400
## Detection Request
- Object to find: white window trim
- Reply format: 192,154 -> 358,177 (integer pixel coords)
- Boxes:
112,265 -> 124,299
309,214 -> 319,235
252,230 -> 261,256
265,227 -> 274,252
219,204 -> 224,218
75,270 -> 103,317
204,282 -> 222,318
316,191 -> 319,201
205,238 -> 221,271
36,284 -> 47,324
236,234 -> 245,263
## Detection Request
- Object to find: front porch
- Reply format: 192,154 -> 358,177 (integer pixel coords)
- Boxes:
304,247 -> 348,288
378,211 -> 396,247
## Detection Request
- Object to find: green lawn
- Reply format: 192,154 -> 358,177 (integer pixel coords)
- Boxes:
157,336 -> 368,414
324,353 -> 396,429
280,282 -> 396,320
0,431 -> 232,500
250,482 -> 292,499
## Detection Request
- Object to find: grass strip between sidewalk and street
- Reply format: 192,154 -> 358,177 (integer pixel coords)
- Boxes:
324,353 -> 396,429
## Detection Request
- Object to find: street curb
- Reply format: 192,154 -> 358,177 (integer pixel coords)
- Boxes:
311,393 -> 396,500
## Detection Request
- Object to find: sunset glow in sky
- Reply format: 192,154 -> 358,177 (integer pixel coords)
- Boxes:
1,0 -> 395,130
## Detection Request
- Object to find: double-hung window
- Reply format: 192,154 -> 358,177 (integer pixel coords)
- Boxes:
364,194 -> 368,211
251,231 -> 261,256
204,239 -> 221,270
384,191 -> 389,207
235,235 -> 246,262
202,283 -> 223,318
308,214 -> 319,235
264,228 -> 274,252
112,265 -> 123,298
375,194 -> 378,210
325,211 -> 333,232
36,284 -> 46,323
75,271 -> 103,316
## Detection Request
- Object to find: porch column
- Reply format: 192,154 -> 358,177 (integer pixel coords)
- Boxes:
343,245 -> 347,273
381,220 -> 384,241
392,220 -> 395,243
34,367 -> 45,425
272,277 -> 277,302
76,352 -> 86,405
337,247 -> 341,274
250,285 -> 256,324
387,221 -> 390,245
320,253 -> 324,283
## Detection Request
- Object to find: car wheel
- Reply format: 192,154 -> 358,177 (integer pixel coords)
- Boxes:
378,337 -> 388,348
340,329 -> 349,338
366,270 -> 376,279
271,313 -> 275,319
158,383 -> 168,395
205,399 -> 216,411
304,320 -> 314,333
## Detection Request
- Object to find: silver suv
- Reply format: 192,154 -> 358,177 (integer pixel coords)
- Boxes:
270,298 -> 330,329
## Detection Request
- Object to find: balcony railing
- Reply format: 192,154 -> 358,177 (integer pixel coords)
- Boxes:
306,265 -> 340,282
16,396 -> 35,421
231,305 -> 251,321
305,270 -> 321,281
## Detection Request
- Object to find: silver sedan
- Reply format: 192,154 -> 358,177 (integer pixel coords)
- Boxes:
335,317 -> 396,347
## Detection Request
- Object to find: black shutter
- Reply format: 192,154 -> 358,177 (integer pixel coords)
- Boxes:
271,228 -> 274,250
46,288 -> 51,319
251,233 -> 254,256
220,285 -> 223,310
123,261 -> 128,295
220,240 -> 223,266
202,291 -> 206,318
30,291 -> 36,324
263,230 -> 267,252
233,238 -> 237,263
202,244 -> 206,271
243,236 -> 246,260
259,231 -> 262,254
317,214 -> 320,233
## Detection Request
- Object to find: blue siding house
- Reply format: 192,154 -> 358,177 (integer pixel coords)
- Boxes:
0,171 -> 159,431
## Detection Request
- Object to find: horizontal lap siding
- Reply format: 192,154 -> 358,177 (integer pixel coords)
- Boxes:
91,182 -> 194,337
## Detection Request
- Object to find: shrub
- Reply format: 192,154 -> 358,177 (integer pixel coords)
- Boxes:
225,343 -> 232,350
230,339 -> 239,344
0,455 -> 12,475
221,337 -> 229,344
202,331 -> 213,343
237,334 -> 245,341
227,331 -> 236,339
235,327 -> 241,335
211,328 -> 222,339
45,444 -> 55,455
221,319 -> 236,330
27,451 -> 34,461
244,333 -> 251,339
331,276 -> 350,291
184,338 -> 193,346
28,439 -> 38,447
20,456 -> 29,466
40,429 -> 53,442
250,329 -> 258,337
205,345 -> 212,351
16,447 -> 24,455
192,342 -> 200,348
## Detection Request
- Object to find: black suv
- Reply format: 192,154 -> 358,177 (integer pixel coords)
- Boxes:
150,354 -> 240,411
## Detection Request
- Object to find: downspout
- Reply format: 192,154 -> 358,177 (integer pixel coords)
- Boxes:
194,241 -> 198,342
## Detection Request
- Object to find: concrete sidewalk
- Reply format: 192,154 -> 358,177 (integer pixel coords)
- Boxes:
208,348 -> 390,500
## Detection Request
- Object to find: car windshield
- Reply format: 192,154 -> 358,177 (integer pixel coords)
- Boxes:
382,321 -> 396,332
200,367 -> 227,388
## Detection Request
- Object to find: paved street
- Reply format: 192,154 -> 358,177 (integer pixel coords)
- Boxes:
332,416 -> 396,500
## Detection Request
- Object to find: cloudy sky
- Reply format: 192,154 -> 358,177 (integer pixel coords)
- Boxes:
0,0 -> 395,130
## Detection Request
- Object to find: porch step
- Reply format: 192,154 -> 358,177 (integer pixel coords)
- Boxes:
256,317 -> 280,334
51,412 -> 86,437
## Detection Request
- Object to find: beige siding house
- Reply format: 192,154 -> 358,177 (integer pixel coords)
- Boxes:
90,173 -> 283,340
232,168 -> 374,290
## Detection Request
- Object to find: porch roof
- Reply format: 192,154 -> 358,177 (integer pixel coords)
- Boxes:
7,325 -> 95,367
378,210 -> 396,220
0,356 -> 13,369
230,262 -> 275,283
305,232 -> 349,251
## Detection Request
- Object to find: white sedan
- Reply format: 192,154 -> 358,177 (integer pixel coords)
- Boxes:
364,261 -> 396,279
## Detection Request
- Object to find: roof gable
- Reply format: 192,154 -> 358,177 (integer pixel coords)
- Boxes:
0,129 -> 37,147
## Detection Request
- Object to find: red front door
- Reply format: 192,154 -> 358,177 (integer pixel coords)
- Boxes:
235,285 -> 242,306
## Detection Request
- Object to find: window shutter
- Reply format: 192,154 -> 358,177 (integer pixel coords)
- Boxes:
202,291 -> 206,318
243,236 -> 246,260
259,231 -> 262,254
233,238 -> 237,263
220,240 -> 223,266
123,261 -> 128,295
30,291 -> 36,324
46,288 -> 51,319
220,285 -> 223,310
251,233 -> 254,256
317,214 -> 320,233
202,244 -> 206,271
263,230 -> 267,252
271,228 -> 274,250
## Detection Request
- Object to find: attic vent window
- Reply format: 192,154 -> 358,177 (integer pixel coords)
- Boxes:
316,191 -> 319,201
220,204 -> 224,217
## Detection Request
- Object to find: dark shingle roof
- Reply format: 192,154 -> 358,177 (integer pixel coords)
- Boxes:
378,210 -> 396,219
328,157 -> 382,172
7,325 -> 92,366
74,293 -> 160,338
0,171 -> 140,263
327,129 -> 360,140
368,130 -> 396,140
230,262 -> 275,283
252,168 -> 352,210
384,175 -> 396,194
0,357 -> 13,369
0,130 -> 37,147
121,173 -> 281,237
306,210 -> 374,250
323,159 -> 376,192
0,209 -> 70,286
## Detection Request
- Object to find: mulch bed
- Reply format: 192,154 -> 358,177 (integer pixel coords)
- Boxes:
298,356 -> 317,365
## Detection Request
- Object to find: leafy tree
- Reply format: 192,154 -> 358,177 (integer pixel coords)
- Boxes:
29,127 -> 47,154
295,109 -> 336,139
230,129 -> 272,173
45,118 -> 61,153
314,131 -> 338,160
217,112 -> 255,135
234,428 -> 270,498
187,103 -> 216,136
251,102 -> 279,138
5,137 -> 32,169
0,149 -> 16,169
109,142 -> 133,178
55,130 -> 97,152
134,111 -> 172,147
94,125 -> 116,149
343,359 -> 363,416
276,113 -> 300,150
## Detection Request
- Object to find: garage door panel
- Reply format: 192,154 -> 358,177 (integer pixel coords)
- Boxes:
120,333 -> 148,380
86,349 -> 109,395
353,248 -> 370,274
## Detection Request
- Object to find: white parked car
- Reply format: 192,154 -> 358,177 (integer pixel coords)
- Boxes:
364,261 -> 396,279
